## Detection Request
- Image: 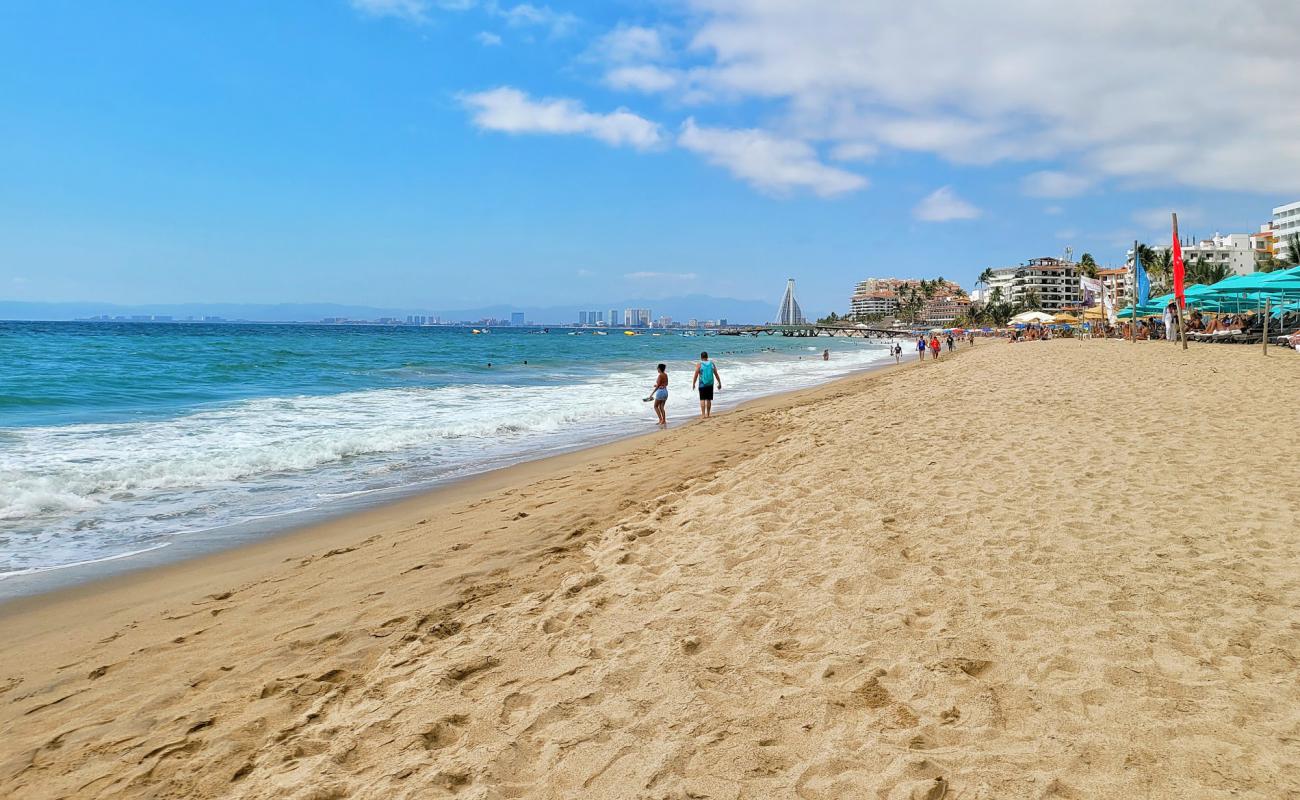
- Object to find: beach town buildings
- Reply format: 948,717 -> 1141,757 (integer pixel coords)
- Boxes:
920,295 -> 971,325
1252,222 -> 1276,265
849,280 -> 901,317
1125,233 -> 1256,277
775,278 -> 806,325
1097,268 -> 1133,307
1273,201 -> 1300,256
621,308 -> 652,327
983,257 -> 1081,311
510,312 -> 525,326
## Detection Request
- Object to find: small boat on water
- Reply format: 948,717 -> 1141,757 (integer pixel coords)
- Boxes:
623,330 -> 638,336
593,331 -> 608,336
471,329 -> 483,334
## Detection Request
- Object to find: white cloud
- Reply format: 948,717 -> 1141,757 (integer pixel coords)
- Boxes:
349,0 -> 430,22
625,271 -> 697,280
1132,207 -> 1200,232
677,118 -> 867,197
1044,205 -> 1063,215
475,30 -> 502,46
604,65 -> 679,93
680,0 -> 1300,193
492,3 -> 577,36
594,24 -> 668,63
829,141 -> 878,163
460,87 -> 663,150
1021,170 -> 1092,198
914,186 -> 980,222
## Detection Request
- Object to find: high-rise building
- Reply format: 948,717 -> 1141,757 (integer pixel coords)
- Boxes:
775,278 -> 805,325
510,312 -> 525,326
637,308 -> 651,327
578,311 -> 588,325
1270,201 -> 1300,260
984,257 -> 1080,310
593,311 -> 602,324
609,309 -> 619,327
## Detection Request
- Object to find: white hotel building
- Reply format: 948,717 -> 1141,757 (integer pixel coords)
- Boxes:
1274,200 -> 1300,256
984,257 -> 1081,311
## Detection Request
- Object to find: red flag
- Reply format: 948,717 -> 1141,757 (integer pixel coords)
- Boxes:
1171,215 -> 1185,309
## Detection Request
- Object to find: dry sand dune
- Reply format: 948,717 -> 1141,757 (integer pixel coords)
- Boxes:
2,340 -> 1299,799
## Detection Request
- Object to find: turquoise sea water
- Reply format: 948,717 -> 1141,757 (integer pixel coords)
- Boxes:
0,321 -> 893,579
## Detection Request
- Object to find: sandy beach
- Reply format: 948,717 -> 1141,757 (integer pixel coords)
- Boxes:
2,339 -> 1298,799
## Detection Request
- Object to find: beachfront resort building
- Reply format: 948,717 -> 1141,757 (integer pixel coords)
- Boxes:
921,295 -> 971,325
849,279 -> 900,317
1127,233 -> 1256,277
983,257 -> 1081,311
1252,223 -> 1276,265
775,278 -> 806,325
1273,201 -> 1300,257
1097,268 -> 1133,307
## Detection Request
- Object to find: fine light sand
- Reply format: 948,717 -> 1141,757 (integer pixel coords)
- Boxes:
2,340 -> 1299,799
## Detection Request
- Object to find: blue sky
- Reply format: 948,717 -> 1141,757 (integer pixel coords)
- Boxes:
2,1 -> 1296,316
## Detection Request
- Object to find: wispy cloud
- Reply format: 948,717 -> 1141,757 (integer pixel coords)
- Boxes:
914,186 -> 980,222
604,65 -> 679,93
1021,170 -> 1092,198
460,87 -> 664,150
677,119 -> 867,197
349,0 -> 431,23
491,3 -> 577,37
475,30 -> 502,46
829,142 -> 878,163
1132,207 -> 1199,232
625,271 -> 697,280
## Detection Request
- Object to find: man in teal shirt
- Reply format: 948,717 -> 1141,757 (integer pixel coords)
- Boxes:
692,351 -> 721,419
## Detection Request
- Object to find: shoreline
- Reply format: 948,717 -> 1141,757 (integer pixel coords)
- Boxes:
8,339 -> 1292,798
0,350 -> 913,614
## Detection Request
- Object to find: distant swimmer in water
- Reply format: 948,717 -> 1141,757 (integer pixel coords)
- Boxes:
692,351 -> 721,419
822,348 -> 830,361
650,363 -> 668,427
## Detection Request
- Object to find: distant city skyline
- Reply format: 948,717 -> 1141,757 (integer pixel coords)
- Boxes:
1,3 -> 1297,315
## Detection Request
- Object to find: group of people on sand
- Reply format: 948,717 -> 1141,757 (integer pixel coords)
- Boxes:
647,351 -> 721,427
914,332 -> 958,361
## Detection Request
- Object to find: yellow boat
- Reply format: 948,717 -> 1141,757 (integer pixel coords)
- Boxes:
623,330 -> 637,336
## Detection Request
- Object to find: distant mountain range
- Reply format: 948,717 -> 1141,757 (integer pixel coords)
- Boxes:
0,295 -> 780,325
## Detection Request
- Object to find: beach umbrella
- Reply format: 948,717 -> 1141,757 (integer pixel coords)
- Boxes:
1010,311 -> 1054,324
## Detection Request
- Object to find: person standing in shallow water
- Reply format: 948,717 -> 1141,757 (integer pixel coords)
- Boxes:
650,363 -> 668,427
692,351 -> 721,419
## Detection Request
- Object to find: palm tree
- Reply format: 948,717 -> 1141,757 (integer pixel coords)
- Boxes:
1136,244 -> 1172,294
1284,234 -> 1300,266
1186,256 -> 1231,286
1078,253 -> 1099,278
977,267 -> 995,291
1017,289 -> 1043,312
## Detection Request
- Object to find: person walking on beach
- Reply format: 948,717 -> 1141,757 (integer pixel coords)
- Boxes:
893,343 -> 901,364
929,334 -> 941,360
916,336 -> 927,361
946,333 -> 955,352
649,363 -> 668,427
692,351 -> 721,418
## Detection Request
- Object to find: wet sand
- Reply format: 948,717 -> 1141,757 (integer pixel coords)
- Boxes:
2,339 -> 1298,799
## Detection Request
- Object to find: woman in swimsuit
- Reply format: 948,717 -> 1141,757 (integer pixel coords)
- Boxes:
651,363 -> 668,426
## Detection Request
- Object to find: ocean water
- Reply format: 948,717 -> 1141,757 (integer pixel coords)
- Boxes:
0,321 -> 895,580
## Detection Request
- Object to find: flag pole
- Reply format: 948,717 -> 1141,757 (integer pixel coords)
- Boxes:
1172,213 -> 1188,350
1130,240 -> 1138,342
